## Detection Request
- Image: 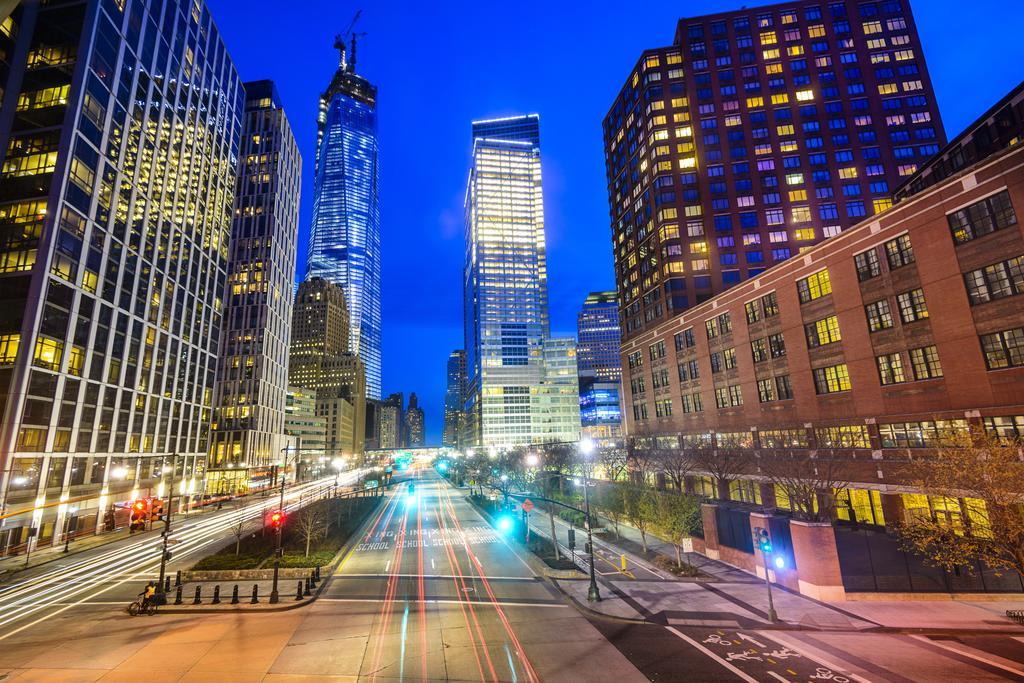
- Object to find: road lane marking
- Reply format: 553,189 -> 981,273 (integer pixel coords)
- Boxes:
665,626 -> 759,683
909,635 -> 1024,678
757,631 -> 872,683
385,560 -> 390,573
767,672 -> 791,682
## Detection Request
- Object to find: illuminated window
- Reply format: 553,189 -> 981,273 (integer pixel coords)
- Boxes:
0,334 -> 19,365
813,364 -> 852,394
838,167 -> 858,179
33,336 -> 63,370
16,84 -> 69,111
794,228 -> 815,241
788,190 -> 807,202
760,31 -> 777,45
878,83 -> 898,95
795,89 -> 815,101
797,269 -> 832,303
805,315 -> 842,347
770,93 -> 790,105
862,20 -> 882,34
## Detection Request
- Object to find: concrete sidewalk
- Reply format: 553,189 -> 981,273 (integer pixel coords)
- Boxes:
542,505 -> 1024,633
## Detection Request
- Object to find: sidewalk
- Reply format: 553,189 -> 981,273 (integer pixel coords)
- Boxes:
537,504 -> 1024,633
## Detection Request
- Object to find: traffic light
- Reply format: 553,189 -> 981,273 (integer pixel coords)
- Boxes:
269,510 -> 286,530
129,499 -> 149,532
150,499 -> 164,522
567,528 -> 576,550
755,526 -> 772,554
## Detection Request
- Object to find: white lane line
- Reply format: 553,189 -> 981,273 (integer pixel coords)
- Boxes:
909,634 -> 1024,677
385,560 -> 391,573
319,597 -> 567,608
664,626 -> 758,683
431,559 -> 435,571
337,573 -> 535,581
758,631 -> 872,683
767,672 -> 791,683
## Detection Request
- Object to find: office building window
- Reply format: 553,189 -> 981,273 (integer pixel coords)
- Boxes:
813,363 -> 852,394
884,234 -> 915,268
963,255 -> 1024,305
980,327 -> 1024,369
854,248 -> 881,281
865,299 -> 894,331
948,190 -> 1017,245
797,269 -> 832,303
876,352 -> 907,385
896,288 -> 928,323
805,315 -> 842,347
909,345 -> 943,380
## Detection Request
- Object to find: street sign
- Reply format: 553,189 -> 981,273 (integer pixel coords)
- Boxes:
521,499 -> 534,513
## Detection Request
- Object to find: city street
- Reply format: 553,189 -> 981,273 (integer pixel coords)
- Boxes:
2,468 -> 1024,681
0,472 -> 362,642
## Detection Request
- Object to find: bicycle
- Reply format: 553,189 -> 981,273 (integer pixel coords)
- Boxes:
127,596 -> 158,616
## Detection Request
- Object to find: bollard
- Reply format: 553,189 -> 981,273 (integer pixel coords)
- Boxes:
164,576 -> 171,593
250,584 -> 259,604
175,570 -> 182,587
303,578 -> 311,596
231,584 -> 239,605
174,584 -> 183,605
315,566 -> 321,581
212,585 -> 221,604
192,585 -> 202,605
310,570 -> 317,587
296,581 -> 304,601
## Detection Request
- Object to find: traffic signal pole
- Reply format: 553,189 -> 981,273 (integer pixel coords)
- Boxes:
157,453 -> 178,595
270,472 -> 286,604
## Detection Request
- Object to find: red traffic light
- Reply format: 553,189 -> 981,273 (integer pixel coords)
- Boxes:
132,499 -> 148,513
269,510 -> 285,528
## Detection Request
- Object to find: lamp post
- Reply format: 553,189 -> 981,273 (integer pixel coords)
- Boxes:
270,444 -> 299,604
579,438 -> 601,602
156,454 -> 179,595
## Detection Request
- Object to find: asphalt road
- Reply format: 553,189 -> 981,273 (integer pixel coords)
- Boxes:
0,471 -> 362,641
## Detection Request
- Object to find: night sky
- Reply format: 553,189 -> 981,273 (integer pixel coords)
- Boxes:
208,0 -> 1024,445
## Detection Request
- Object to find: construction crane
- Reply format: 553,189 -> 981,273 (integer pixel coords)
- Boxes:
333,10 -> 367,72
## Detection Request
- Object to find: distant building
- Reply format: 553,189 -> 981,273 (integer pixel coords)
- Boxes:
406,393 -> 425,447
577,292 -> 623,438
209,80 -> 301,493
377,392 -> 404,449
534,338 -> 582,444
443,350 -> 465,447
305,33 -> 381,399
284,387 -> 325,480
288,278 -> 366,460
462,114 -> 579,446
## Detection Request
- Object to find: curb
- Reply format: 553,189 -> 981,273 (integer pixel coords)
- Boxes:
158,494 -> 386,615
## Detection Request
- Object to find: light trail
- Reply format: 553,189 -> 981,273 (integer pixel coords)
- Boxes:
0,472 -> 364,639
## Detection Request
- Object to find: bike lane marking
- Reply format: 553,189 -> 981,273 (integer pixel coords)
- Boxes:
665,626 -> 759,682
909,635 -> 1024,680
758,631 -> 872,683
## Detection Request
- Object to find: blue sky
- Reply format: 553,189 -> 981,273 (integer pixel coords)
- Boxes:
208,0 -> 1024,444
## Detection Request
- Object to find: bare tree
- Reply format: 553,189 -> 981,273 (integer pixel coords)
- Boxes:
295,505 -> 327,557
599,446 -> 630,483
897,429 -> 1024,576
758,450 -> 853,522
230,517 -> 256,555
650,448 -> 697,494
691,448 -> 753,501
622,484 -> 657,553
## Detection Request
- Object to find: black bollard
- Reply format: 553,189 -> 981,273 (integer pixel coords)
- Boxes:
175,570 -> 182,587
303,578 -> 311,596
309,570 -> 317,587
192,585 -> 202,605
231,584 -> 239,604
250,584 -> 259,604
164,576 -> 171,593
212,585 -> 221,604
296,581 -> 304,601
174,584 -> 183,605
315,566 -> 321,581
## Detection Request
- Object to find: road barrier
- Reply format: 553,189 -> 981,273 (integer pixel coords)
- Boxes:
250,584 -> 259,604
231,584 -> 239,604
192,586 -> 201,604
212,585 -> 221,604
296,581 -> 304,601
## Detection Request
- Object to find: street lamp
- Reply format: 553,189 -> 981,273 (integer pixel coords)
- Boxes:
156,454 -> 179,595
579,438 -> 601,602
270,445 -> 300,604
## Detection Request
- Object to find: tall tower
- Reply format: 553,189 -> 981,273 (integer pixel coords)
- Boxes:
306,34 -> 382,399
463,115 -> 579,447
443,350 -> 465,447
209,81 -> 301,493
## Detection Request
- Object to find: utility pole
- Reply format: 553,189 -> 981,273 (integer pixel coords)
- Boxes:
580,439 -> 601,602
157,453 -> 178,595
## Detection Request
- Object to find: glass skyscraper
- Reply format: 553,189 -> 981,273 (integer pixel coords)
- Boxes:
577,292 -> 623,437
0,0 -> 242,552
462,115 -> 579,447
306,37 -> 382,399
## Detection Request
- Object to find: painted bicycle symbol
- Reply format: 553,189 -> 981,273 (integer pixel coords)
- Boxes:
702,634 -> 733,646
810,667 -> 850,682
